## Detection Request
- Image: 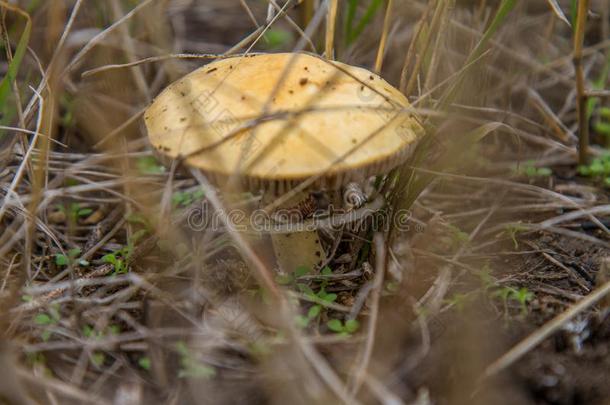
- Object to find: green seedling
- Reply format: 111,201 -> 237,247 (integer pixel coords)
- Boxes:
290,267 -> 338,329
82,324 -> 120,340
504,223 -> 528,249
594,107 -> 610,144
578,154 -> 610,186
102,229 -> 147,274
136,156 -> 165,175
91,352 -> 105,367
515,161 -> 552,178
175,341 -> 216,379
55,247 -> 89,267
34,305 -> 61,341
493,286 -> 534,317
56,202 -> 93,223
172,188 -> 205,207
138,356 -> 151,371
510,287 -> 534,315
327,318 -> 360,336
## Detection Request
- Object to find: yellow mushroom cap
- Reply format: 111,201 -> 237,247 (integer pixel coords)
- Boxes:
144,52 -> 423,194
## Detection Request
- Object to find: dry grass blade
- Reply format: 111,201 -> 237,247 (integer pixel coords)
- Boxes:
544,0 -> 571,27
373,0 -> 394,73
573,0 -> 590,165
325,0 -> 338,59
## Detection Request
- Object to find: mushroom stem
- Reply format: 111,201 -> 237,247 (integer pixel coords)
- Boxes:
264,191 -> 326,273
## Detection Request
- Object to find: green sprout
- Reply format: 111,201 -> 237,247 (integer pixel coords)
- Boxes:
516,161 -> 552,178
175,342 -> 216,379
172,188 -> 205,207
102,229 -> 147,274
493,286 -> 534,317
136,156 -> 166,175
326,318 -> 360,336
504,223 -> 528,249
55,247 -> 89,267
56,202 -> 93,223
138,356 -> 151,371
34,305 -> 61,341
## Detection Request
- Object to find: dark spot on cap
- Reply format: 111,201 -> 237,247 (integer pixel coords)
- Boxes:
180,117 -> 187,122
285,234 -> 291,238
229,65 -> 233,69
304,66 -> 309,71
314,239 -> 319,244
206,67 -> 218,74
164,126 -> 169,130
162,107 -> 168,112
369,75 -> 374,80
241,96 -> 246,100
288,89 -> 294,94
180,91 -> 186,96
299,78 -> 308,86
352,139 -> 357,144
315,251 -> 321,257
360,85 -> 365,91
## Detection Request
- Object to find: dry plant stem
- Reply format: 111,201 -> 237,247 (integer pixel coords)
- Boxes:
374,0 -> 394,73
573,0 -> 589,165
300,0 -> 315,29
405,1 -> 447,96
399,3 -> 432,93
325,0 -> 338,59
483,278 -> 610,379
349,233 -> 386,396
109,0 -> 150,101
263,191 -> 326,273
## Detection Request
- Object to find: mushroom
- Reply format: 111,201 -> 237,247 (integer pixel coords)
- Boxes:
144,52 -> 423,273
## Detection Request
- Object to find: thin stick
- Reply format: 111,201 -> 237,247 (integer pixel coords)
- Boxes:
483,278 -> 610,379
325,0 -> 338,59
349,233 -> 386,395
573,0 -> 590,165
300,0 -> 314,29
374,0 -> 394,73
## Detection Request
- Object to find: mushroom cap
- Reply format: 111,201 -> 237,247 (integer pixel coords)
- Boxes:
145,52 -> 423,194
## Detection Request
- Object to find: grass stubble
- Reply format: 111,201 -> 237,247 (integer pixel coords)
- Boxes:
0,0 -> 609,404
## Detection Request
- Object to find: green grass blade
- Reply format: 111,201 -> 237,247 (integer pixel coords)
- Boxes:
345,0 -> 358,44
0,2 -> 32,137
346,0 -> 384,45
